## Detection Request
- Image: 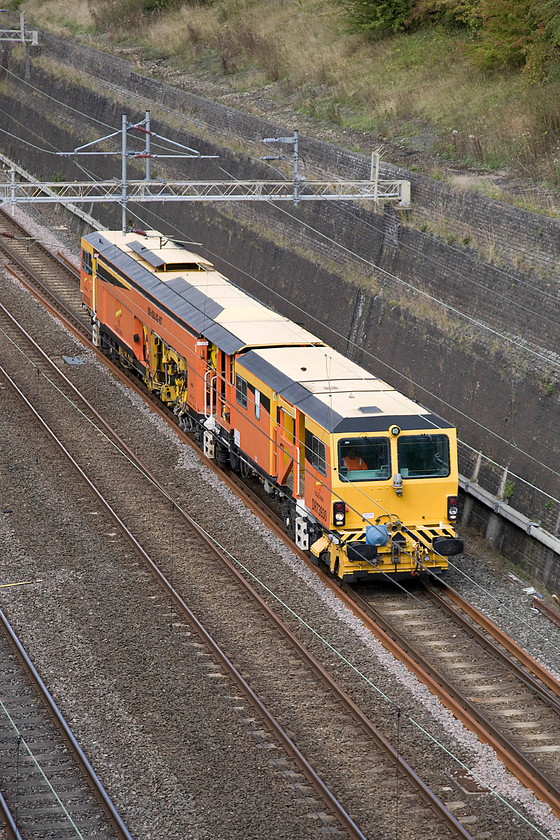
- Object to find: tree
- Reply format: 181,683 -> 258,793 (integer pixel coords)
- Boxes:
410,0 -> 481,29
525,0 -> 560,79
467,0 -> 560,78
473,0 -> 533,69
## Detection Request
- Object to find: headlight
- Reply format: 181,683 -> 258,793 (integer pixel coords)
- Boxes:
447,495 -> 459,521
333,501 -> 346,527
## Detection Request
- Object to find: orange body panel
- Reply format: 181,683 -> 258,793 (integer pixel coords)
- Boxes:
83,268 -> 207,412
305,452 -> 332,528
80,272 -> 93,310
230,376 -> 273,473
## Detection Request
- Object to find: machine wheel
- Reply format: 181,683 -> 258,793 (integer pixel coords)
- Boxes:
281,498 -> 296,538
215,442 -> 229,467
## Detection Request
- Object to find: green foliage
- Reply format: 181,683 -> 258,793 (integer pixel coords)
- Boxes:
469,0 -> 533,70
143,0 -> 172,12
467,0 -> 560,79
410,0 -> 481,28
337,0 -> 415,39
524,0 -> 560,80
338,0 -> 560,78
338,0 -> 481,37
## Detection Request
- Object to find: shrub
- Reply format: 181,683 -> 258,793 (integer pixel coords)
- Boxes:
337,0 -> 415,39
337,0 -> 560,78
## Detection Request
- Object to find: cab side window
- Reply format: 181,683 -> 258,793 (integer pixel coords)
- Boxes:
235,375 -> 248,409
82,250 -> 93,275
305,430 -> 327,476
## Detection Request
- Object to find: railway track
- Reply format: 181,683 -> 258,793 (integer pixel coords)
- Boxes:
346,580 -> 560,813
0,605 -> 131,840
0,295 -> 478,840
0,207 -> 557,836
0,211 -> 86,333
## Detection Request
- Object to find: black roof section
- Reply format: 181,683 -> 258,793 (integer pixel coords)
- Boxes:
332,413 -> 452,433
239,350 -> 345,431
239,350 -> 452,433
86,232 -> 245,355
128,240 -> 165,269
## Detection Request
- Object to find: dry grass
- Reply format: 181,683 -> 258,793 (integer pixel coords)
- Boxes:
8,0 -> 94,34
8,0 -> 560,190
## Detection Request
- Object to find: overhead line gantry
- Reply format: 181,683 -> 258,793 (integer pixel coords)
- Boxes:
0,12 -> 38,79
0,112 -> 411,232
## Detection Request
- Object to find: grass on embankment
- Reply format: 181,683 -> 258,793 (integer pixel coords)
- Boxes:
7,0 -> 560,195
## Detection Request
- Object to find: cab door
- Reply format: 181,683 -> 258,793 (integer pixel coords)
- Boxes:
204,342 -> 217,419
274,400 -> 301,495
216,348 -> 231,429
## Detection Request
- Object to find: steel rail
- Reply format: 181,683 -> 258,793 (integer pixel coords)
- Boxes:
56,249 -> 81,277
0,303 -> 475,840
533,596 -> 560,628
118,335 -> 560,821
0,362 -> 371,840
0,601 -> 133,840
344,584 -> 560,818
0,790 -> 22,840
0,241 -> 86,331
0,265 -> 552,824
431,582 -> 560,698
209,469 -> 560,818
2,223 -> 554,826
